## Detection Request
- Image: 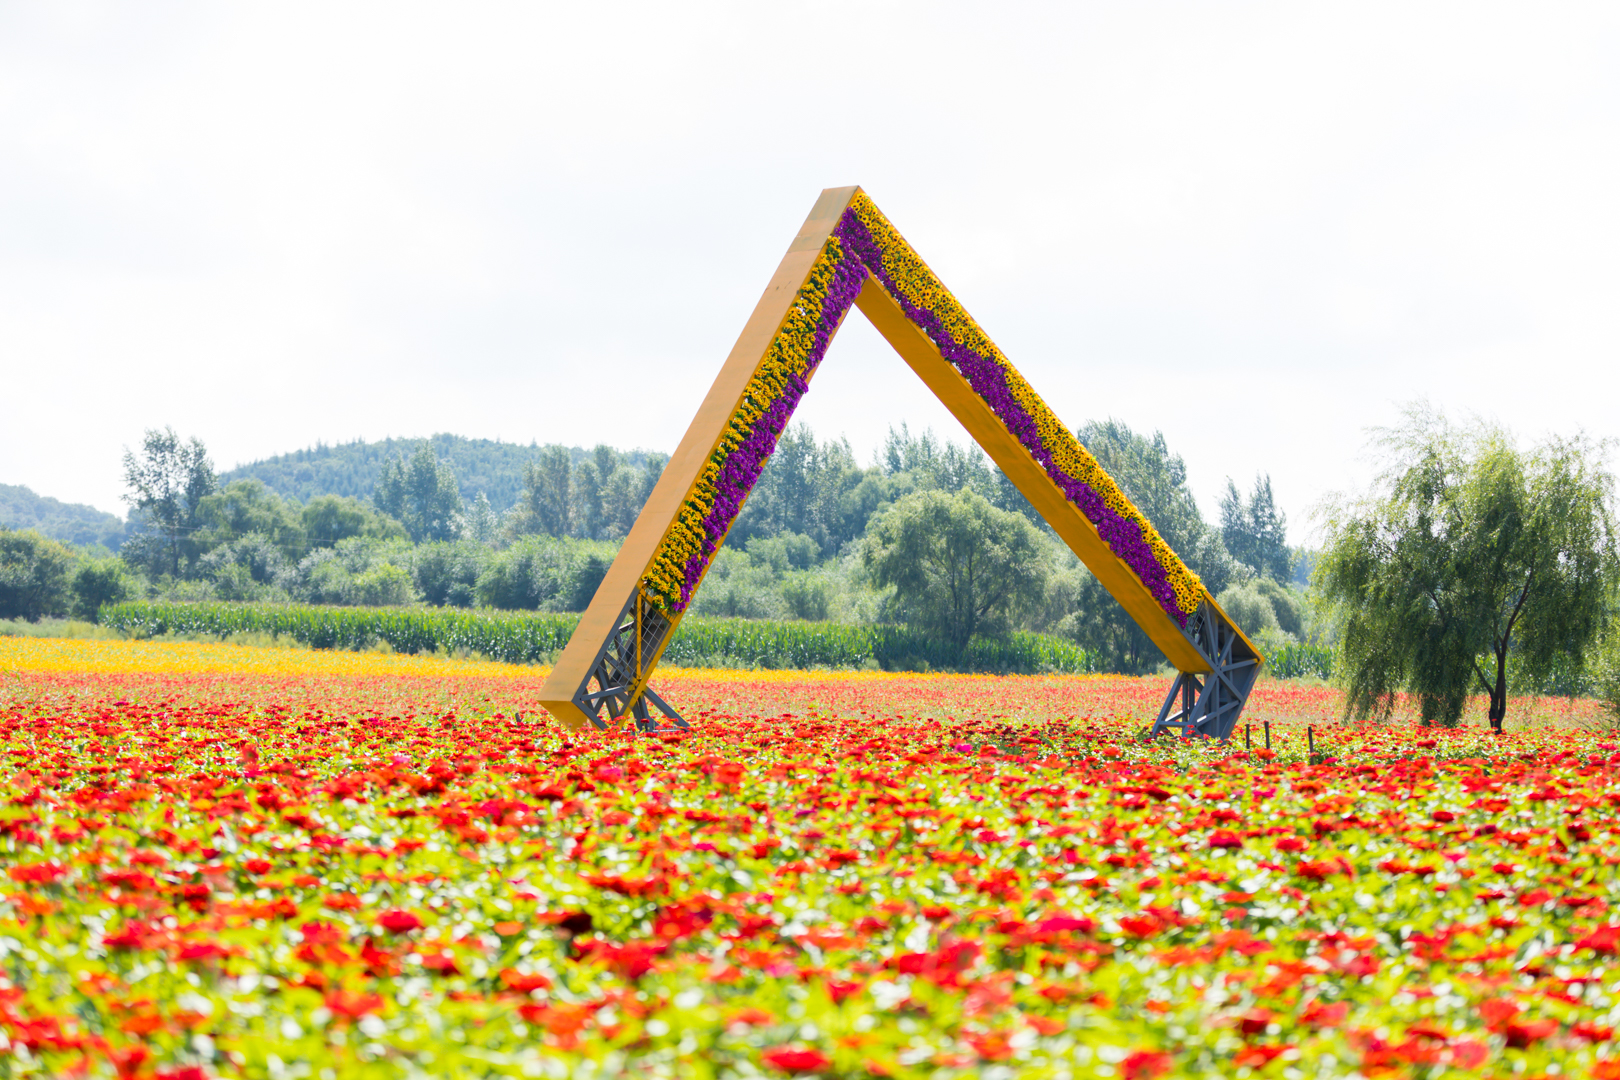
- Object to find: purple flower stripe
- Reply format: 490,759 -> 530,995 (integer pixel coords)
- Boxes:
833,209 -> 1188,625
671,248 -> 866,611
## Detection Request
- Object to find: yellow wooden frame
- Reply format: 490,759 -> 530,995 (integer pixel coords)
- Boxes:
538,187 -> 1261,729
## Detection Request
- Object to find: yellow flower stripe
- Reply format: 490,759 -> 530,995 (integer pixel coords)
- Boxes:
0,636 -> 542,679
640,238 -> 852,612
848,193 -> 1203,617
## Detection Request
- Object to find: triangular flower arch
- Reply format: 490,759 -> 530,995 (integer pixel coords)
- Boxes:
538,188 -> 1262,739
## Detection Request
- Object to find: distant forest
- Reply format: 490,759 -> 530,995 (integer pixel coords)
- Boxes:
222,436 -> 661,513
0,483 -> 127,550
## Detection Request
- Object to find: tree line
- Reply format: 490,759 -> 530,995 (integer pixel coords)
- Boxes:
3,420 -> 1304,673
7,406 -> 1615,729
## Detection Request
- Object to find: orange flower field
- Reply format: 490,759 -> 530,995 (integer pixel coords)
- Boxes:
0,637 -> 1616,1078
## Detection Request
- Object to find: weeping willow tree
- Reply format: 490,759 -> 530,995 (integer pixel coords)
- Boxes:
1315,405 -> 1615,730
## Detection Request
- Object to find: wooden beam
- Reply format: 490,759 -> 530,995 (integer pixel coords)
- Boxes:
537,187 -> 862,728
852,276 -> 1212,673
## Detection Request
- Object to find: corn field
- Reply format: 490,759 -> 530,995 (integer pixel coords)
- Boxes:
97,601 -> 1094,675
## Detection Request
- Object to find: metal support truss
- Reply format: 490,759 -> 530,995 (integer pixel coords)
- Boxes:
567,589 -> 689,733
1148,601 -> 1261,741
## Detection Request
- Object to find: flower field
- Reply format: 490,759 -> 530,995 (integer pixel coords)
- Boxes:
0,638 -> 1617,1078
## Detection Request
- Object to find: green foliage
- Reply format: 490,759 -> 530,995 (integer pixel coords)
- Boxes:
195,532 -> 291,599
295,538 -> 418,606
691,548 -> 791,620
507,445 -> 573,538
600,452 -> 664,540
745,531 -> 821,572
563,554 -> 607,612
1266,641 -> 1335,681
728,424 -> 1010,556
351,563 -> 417,607
194,479 -> 307,561
1054,420 -> 1238,675
301,494 -> 406,547
474,536 -> 618,611
410,540 -> 485,606
560,446 -> 666,541
865,488 -> 1049,653
0,528 -> 76,621
70,558 -> 133,622
666,618 -> 1089,674
1316,405 -> 1617,729
1221,473 -> 1291,582
506,444 -> 664,542
374,443 -> 463,543
120,426 -> 217,577
1216,579 -> 1280,638
222,434 -> 663,511
0,482 -> 126,549
461,491 -> 500,544
1210,576 -> 1306,645
1594,621 -> 1620,728
1255,575 -> 1305,639
1079,420 -> 1236,595
780,573 -> 833,622
96,600 -> 1091,673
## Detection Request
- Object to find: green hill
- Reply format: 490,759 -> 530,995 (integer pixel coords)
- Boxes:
0,483 -> 127,550
222,435 -> 659,511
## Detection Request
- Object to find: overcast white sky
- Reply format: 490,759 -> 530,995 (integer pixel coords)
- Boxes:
4,2 -> 1618,542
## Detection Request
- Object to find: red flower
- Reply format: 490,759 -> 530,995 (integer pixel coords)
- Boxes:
1503,1017 -> 1558,1048
1209,830 -> 1242,849
1234,1045 -> 1288,1067
420,951 -> 460,975
1300,1001 -> 1348,1028
1238,1007 -> 1274,1036
109,1045 -> 150,1078
1579,924 -> 1620,955
178,942 -> 227,962
8,861 -> 66,884
1478,997 -> 1521,1028
377,909 -> 423,934
324,990 -> 385,1020
1121,1049 -> 1173,1080
500,968 -> 553,993
762,1046 -> 832,1074
727,1007 -> 775,1026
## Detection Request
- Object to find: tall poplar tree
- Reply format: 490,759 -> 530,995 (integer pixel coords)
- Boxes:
121,427 -> 217,577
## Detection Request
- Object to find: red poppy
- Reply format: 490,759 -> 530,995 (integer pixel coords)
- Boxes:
1121,1049 -> 1172,1079
1579,924 -> 1620,954
377,909 -> 423,934
761,1046 -> 832,1074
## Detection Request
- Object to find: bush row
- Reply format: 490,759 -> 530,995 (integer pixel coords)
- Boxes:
97,601 -> 1094,675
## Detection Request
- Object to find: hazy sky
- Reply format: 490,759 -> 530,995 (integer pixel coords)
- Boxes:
4,2 -> 1618,543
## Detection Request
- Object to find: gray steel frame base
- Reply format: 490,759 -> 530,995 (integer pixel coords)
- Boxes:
1148,602 -> 1260,741
570,591 -> 689,734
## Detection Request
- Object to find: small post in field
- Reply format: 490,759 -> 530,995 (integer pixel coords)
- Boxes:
1263,721 -> 1271,751
1308,725 -> 1315,761
1245,723 -> 1251,750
